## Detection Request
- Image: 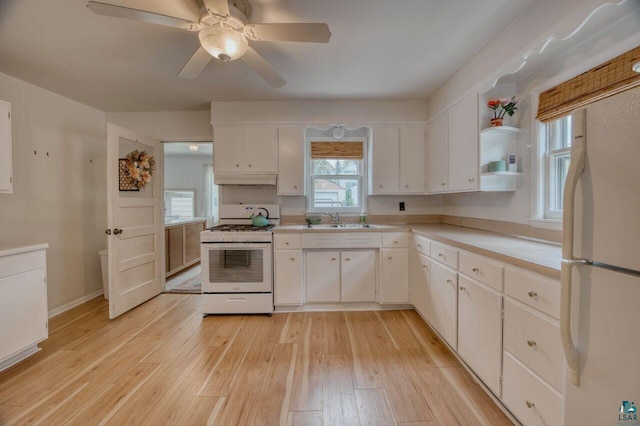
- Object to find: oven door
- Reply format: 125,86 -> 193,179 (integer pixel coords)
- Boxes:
201,242 -> 272,293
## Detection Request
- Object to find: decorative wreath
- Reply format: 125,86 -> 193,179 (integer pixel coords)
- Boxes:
124,149 -> 155,190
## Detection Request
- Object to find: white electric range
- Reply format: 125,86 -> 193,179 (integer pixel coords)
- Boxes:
200,204 -> 279,316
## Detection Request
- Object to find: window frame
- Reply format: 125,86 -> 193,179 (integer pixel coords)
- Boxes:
542,116 -> 572,220
306,137 -> 368,215
164,189 -> 196,218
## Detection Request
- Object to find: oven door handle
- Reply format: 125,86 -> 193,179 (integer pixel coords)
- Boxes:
202,243 -> 271,250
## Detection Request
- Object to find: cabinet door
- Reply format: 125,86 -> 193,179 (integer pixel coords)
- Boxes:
399,127 -> 425,193
429,260 -> 458,349
167,226 -> 184,274
184,222 -> 205,264
426,114 -> 448,193
274,250 -> 303,305
0,100 -> 12,193
370,126 -> 399,194
306,251 -> 340,302
245,126 -> 277,173
380,248 -> 409,303
410,252 -> 430,318
448,93 -> 479,191
277,126 -> 305,195
214,127 -> 245,173
457,275 -> 502,396
341,250 -> 376,302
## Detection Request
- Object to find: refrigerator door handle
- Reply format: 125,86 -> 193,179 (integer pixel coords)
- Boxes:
562,108 -> 587,261
561,260 -> 582,385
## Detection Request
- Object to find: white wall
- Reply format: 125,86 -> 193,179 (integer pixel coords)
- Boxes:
434,0 -> 640,225
0,72 -> 107,312
164,154 -> 213,217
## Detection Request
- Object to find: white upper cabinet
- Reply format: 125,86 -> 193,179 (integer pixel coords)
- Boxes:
0,100 -> 12,194
214,126 -> 277,174
426,113 -> 448,193
448,93 -> 479,191
277,126 -> 305,195
370,125 -> 425,195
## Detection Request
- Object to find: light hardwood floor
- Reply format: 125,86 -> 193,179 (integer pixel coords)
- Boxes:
0,294 -> 514,425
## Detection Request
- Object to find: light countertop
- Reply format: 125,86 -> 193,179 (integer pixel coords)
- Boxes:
0,243 -> 49,257
275,223 -> 561,279
164,217 -> 207,227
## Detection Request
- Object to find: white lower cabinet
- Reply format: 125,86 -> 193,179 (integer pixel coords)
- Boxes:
502,352 -> 562,426
428,259 -> 458,350
274,250 -> 303,305
341,250 -> 376,302
305,251 -> 341,302
457,275 -> 503,397
380,248 -> 409,303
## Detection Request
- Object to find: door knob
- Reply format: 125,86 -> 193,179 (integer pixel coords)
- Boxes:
472,267 -> 479,272
527,339 -> 537,347
113,228 -> 123,235
105,229 -> 111,235
528,290 -> 538,298
526,400 -> 535,409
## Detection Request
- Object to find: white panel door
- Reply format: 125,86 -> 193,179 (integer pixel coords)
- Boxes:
426,114 -> 448,193
573,86 -> 640,272
341,250 -> 376,302
107,123 -> 164,319
399,126 -> 425,193
448,93 -> 479,191
0,100 -> 12,193
305,251 -> 340,302
370,126 -> 399,194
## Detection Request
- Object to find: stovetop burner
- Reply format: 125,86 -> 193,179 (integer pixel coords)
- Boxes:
207,224 -> 275,232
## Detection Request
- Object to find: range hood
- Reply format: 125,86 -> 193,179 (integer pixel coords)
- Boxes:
214,173 -> 277,186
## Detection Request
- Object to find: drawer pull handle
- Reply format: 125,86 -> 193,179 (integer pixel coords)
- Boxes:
345,258 -> 351,261
285,241 -> 290,245
393,240 -> 398,244
422,264 -> 428,269
526,400 -> 535,409
331,258 -> 336,261
472,267 -> 479,272
468,177 -> 475,182
446,279 -> 453,285
441,181 -> 446,186
289,257 -> 295,261
527,339 -> 536,347
528,290 -> 538,298
293,185 -> 298,189
387,256 -> 393,260
227,298 -> 246,302
417,244 -> 422,248
438,253 -> 444,257
405,184 -> 409,188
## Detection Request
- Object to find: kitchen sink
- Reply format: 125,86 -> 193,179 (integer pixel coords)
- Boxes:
305,223 -> 377,229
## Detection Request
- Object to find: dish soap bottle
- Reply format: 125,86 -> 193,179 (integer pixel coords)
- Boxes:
359,209 -> 367,224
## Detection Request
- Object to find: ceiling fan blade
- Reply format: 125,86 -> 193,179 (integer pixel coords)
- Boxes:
202,0 -> 230,21
178,47 -> 213,79
244,23 -> 331,43
87,1 -> 199,31
241,47 -> 286,87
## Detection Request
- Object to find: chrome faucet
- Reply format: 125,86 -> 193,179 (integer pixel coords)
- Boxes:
324,212 -> 340,223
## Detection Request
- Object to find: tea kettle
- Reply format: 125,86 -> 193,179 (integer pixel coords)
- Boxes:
251,207 -> 270,227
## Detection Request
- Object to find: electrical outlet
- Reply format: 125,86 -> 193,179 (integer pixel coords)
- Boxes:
399,202 -> 405,211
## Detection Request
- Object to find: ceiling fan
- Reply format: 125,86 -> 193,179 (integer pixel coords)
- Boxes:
86,0 -> 332,87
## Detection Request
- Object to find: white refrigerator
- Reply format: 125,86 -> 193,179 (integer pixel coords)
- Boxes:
561,85 -> 640,426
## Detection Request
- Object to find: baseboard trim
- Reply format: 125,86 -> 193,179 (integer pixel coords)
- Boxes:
275,303 -> 413,312
48,290 -> 105,319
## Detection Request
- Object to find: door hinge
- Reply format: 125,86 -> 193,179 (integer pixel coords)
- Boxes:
499,376 -> 503,385
9,176 -> 12,184
45,322 -> 48,329
44,276 -> 47,283
8,111 -> 10,119
500,309 -> 504,319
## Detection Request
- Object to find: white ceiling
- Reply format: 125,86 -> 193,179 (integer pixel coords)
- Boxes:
0,0 -> 533,112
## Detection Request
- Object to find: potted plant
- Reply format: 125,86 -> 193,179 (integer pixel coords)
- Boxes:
487,96 -> 518,126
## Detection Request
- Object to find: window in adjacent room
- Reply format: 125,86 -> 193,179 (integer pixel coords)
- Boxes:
542,115 -> 571,220
165,190 -> 195,218
306,127 -> 369,214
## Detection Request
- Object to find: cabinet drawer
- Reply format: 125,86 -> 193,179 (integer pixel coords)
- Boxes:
382,232 -> 409,248
459,251 -> 503,291
430,242 -> 458,270
274,234 -> 301,250
202,293 -> 273,314
503,299 -> 564,391
412,234 -> 430,256
502,352 -> 562,426
301,233 -> 380,249
505,267 -> 560,319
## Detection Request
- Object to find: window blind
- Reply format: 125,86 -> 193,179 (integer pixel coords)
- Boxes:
536,45 -> 640,123
310,141 -> 364,159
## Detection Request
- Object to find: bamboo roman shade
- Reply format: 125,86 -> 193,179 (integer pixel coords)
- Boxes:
536,45 -> 640,122
310,141 -> 364,159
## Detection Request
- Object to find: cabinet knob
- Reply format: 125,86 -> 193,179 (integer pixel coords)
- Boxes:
446,279 -> 453,284
438,253 -> 444,258
379,184 -> 383,188
248,163 -> 252,167
417,244 -> 422,248
285,241 -> 289,245
293,185 -> 298,189
345,258 -> 351,261
404,184 -> 409,188
472,267 -> 479,272
441,181 -> 446,186
235,163 -> 240,167
527,339 -> 537,347
290,257 -> 295,262
422,264 -> 429,271
526,400 -> 535,409
387,256 -> 393,260
459,286 -> 466,291
468,177 -> 475,182
330,257 -> 336,261
528,290 -> 538,298
393,240 -> 398,244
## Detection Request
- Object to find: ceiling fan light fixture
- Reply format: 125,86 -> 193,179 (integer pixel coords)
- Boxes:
199,25 -> 248,62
